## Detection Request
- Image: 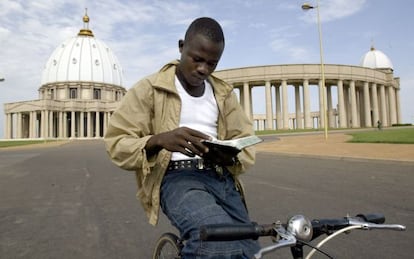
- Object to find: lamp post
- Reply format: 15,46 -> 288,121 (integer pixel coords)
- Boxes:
302,1 -> 328,140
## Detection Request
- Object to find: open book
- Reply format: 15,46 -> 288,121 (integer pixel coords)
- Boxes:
202,135 -> 263,155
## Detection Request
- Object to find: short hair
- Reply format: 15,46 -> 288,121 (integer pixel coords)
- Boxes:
184,17 -> 225,45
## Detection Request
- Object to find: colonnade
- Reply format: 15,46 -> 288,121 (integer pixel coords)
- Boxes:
214,64 -> 401,131
4,79 -> 126,139
4,109 -> 112,139
237,79 -> 400,130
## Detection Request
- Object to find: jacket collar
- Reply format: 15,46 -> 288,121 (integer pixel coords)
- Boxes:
153,60 -> 233,97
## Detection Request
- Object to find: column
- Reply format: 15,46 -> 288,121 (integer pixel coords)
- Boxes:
264,81 -> 273,130
242,82 -> 251,119
27,112 -> 31,138
58,111 -> 63,138
281,80 -> 289,129
327,85 -> 335,128
294,85 -> 302,129
9,113 -> 14,139
35,111 -> 39,138
4,113 -> 11,139
379,85 -> 387,127
30,111 -> 39,138
395,88 -> 402,124
50,111 -> 54,138
363,81 -> 372,127
45,110 -> 50,138
343,86 -> 350,127
63,112 -> 67,138
337,80 -> 346,128
95,111 -> 100,138
318,80 -> 325,129
87,112 -> 92,138
28,112 -> 31,138
370,83 -> 379,128
275,85 -> 281,129
17,112 -> 23,138
80,111 -> 85,138
388,86 -> 397,125
41,110 -> 45,138
302,80 -> 311,129
349,81 -> 359,128
103,112 -> 108,136
71,111 -> 75,138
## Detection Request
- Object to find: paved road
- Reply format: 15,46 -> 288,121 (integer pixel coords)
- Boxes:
0,140 -> 413,258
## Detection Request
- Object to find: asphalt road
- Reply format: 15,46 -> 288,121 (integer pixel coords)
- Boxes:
0,140 -> 413,258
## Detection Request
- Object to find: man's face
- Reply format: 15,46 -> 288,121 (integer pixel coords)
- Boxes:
177,34 -> 224,88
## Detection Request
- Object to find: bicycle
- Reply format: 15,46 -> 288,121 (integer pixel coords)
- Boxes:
152,213 -> 406,259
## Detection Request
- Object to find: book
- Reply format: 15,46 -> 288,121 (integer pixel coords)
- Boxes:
202,135 -> 263,155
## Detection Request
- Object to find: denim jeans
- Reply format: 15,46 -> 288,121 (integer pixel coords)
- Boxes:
160,167 -> 260,259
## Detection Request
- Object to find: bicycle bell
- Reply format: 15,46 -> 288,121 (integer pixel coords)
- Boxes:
287,215 -> 313,242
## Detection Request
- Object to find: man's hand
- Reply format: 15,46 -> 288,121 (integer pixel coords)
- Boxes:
145,127 -> 211,157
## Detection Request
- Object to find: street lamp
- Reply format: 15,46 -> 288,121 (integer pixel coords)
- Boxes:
0,77 -> 4,82
302,1 -> 328,140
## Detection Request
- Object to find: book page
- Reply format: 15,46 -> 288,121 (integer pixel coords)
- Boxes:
203,135 -> 262,151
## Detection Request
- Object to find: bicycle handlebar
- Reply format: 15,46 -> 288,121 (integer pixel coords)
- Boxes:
199,213 -> 406,258
199,223 -> 275,241
311,213 -> 405,239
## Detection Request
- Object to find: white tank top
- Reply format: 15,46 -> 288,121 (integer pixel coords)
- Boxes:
171,76 -> 218,161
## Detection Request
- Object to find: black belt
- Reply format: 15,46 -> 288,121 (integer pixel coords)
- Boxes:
167,159 -> 223,174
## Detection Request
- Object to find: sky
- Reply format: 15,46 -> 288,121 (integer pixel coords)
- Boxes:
1,0 -> 413,138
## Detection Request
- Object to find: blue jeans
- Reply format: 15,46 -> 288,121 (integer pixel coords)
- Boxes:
160,167 -> 260,259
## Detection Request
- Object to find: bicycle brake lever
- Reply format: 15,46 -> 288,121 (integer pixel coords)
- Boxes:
348,219 -> 406,231
363,223 -> 406,231
253,226 -> 297,259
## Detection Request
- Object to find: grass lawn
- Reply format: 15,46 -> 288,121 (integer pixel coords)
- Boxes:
347,128 -> 414,144
0,140 -> 60,148
1,128 -> 413,148
255,127 -> 414,144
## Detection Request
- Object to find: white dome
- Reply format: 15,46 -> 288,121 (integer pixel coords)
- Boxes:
41,16 -> 123,86
359,47 -> 393,70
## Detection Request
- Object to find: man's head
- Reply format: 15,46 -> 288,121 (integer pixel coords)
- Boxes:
184,17 -> 225,46
176,17 -> 225,89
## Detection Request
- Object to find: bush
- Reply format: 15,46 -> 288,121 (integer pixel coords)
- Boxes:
391,123 -> 412,127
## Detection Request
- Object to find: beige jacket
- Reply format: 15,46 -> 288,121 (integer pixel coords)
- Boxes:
104,60 -> 255,225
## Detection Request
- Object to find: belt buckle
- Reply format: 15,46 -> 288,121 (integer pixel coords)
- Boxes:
214,165 -> 223,176
196,159 -> 204,170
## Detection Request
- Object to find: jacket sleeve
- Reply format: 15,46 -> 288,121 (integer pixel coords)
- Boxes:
223,91 -> 256,175
104,79 -> 156,174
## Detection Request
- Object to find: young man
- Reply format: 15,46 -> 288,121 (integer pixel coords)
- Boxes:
104,17 -> 259,258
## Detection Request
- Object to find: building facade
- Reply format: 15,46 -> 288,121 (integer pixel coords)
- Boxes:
3,13 -> 127,139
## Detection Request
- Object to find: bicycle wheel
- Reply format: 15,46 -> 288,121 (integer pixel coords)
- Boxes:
152,232 -> 182,259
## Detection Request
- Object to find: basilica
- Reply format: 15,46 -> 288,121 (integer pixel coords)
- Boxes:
4,13 -> 126,139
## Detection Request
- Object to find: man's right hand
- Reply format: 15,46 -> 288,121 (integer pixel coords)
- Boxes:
145,127 -> 211,157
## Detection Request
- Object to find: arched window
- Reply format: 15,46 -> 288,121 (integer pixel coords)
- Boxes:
70,88 -> 77,99
93,88 -> 101,100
